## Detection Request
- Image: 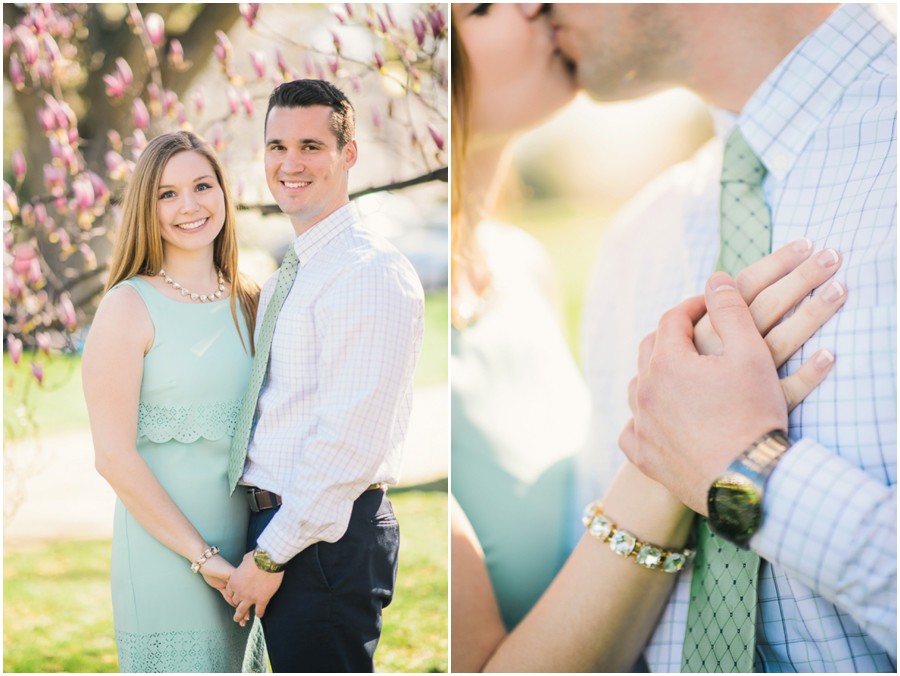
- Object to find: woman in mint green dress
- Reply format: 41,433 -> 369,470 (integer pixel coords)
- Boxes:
83,131 -> 265,672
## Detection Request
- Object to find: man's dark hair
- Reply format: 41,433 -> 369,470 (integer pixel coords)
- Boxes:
265,79 -> 355,148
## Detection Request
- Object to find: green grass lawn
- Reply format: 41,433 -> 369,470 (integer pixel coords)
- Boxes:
3,490 -> 448,673
417,291 -> 448,387
3,353 -> 87,440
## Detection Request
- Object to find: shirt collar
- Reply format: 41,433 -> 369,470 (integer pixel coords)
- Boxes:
291,201 -> 359,266
737,3 -> 895,181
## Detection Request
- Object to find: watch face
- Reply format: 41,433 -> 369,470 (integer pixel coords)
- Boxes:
708,472 -> 762,548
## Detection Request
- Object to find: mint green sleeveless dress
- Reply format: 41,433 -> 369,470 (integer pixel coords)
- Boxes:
110,278 -> 266,672
451,222 -> 591,629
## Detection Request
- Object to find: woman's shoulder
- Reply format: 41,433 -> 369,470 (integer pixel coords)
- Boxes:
87,278 -> 155,353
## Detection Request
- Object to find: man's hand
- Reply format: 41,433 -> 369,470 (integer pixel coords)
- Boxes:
619,273 -> 828,514
226,552 -> 284,625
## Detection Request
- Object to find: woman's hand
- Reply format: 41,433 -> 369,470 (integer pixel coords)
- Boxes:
693,239 -> 846,409
198,555 -> 238,607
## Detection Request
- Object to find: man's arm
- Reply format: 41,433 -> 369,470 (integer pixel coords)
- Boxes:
620,273 -> 897,656
229,258 -> 424,619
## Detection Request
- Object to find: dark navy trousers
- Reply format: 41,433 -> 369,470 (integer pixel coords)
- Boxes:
247,489 -> 400,673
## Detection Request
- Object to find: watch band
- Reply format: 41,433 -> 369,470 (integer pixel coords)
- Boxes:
707,429 -> 792,547
253,548 -> 285,573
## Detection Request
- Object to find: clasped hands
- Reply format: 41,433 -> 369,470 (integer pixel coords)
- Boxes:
199,551 -> 284,626
619,241 -> 846,515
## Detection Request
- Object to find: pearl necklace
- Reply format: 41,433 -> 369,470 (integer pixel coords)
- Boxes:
158,268 -> 226,302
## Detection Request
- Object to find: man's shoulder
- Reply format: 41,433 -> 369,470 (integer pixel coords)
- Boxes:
323,224 -> 424,300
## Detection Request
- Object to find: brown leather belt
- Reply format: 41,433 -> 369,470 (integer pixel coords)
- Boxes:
246,484 -> 387,512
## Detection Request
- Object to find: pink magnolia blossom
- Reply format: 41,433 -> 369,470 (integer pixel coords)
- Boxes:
108,130 -> 123,151
7,335 -> 23,365
371,108 -> 382,130
176,103 -> 188,127
412,16 -> 426,47
20,203 -> 34,227
275,49 -> 289,77
192,88 -> 205,114
168,39 -> 184,68
163,89 -> 178,116
132,129 -> 148,157
41,33 -> 61,62
9,53 -> 24,88
59,294 -> 77,329
385,5 -> 397,28
428,7 -> 445,37
87,171 -> 109,203
36,332 -> 51,356
12,150 -> 26,183
4,182 -> 19,216
250,50 -> 266,79
103,73 -> 125,98
327,55 -> 339,76
377,13 -> 388,34
34,202 -> 47,226
72,176 -> 95,211
374,51 -> 385,70
144,13 -> 165,47
239,4 -> 260,28
38,106 -> 55,133
241,89 -> 254,117
227,87 -> 239,116
11,242 -> 37,278
5,268 -> 22,301
332,32 -> 341,51
214,30 -> 232,64
31,361 -> 44,385
344,3 -> 354,18
427,123 -> 444,151
116,57 -> 134,86
15,25 -> 38,65
132,98 -> 150,130
79,243 -> 98,270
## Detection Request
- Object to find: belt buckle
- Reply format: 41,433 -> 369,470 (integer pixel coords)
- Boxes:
246,487 -> 263,512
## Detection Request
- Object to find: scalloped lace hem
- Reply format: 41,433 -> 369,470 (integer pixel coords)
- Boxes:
116,624 -> 266,673
137,401 -> 242,443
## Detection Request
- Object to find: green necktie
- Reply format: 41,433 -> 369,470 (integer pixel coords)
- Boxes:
227,245 -> 300,493
681,128 -> 770,672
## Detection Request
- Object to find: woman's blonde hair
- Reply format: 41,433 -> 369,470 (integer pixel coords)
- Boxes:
105,131 -> 259,353
451,20 -> 473,298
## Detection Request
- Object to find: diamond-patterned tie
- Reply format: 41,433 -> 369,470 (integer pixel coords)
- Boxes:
227,245 -> 300,493
681,128 -> 771,672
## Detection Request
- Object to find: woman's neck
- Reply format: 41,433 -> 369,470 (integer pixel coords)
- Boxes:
159,246 -> 218,289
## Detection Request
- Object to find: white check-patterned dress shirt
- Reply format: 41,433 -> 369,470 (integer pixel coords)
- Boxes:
241,202 -> 424,564
577,4 -> 896,671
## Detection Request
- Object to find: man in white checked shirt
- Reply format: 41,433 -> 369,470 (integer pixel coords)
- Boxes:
552,3 -> 896,672
224,80 -> 424,672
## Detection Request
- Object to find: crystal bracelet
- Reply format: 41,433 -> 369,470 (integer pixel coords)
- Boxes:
190,545 -> 220,573
582,501 -> 694,573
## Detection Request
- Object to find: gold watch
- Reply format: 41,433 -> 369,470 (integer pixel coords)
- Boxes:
252,548 -> 285,573
707,429 -> 792,548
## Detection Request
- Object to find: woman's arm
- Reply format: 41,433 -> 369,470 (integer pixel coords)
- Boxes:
82,285 -> 235,591
453,242 -> 845,671
453,464 -> 692,673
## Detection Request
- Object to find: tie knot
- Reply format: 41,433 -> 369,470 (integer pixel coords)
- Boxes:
722,128 -> 767,187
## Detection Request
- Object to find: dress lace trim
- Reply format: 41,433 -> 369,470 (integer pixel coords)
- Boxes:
137,400 -> 242,443
116,623 -> 267,673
